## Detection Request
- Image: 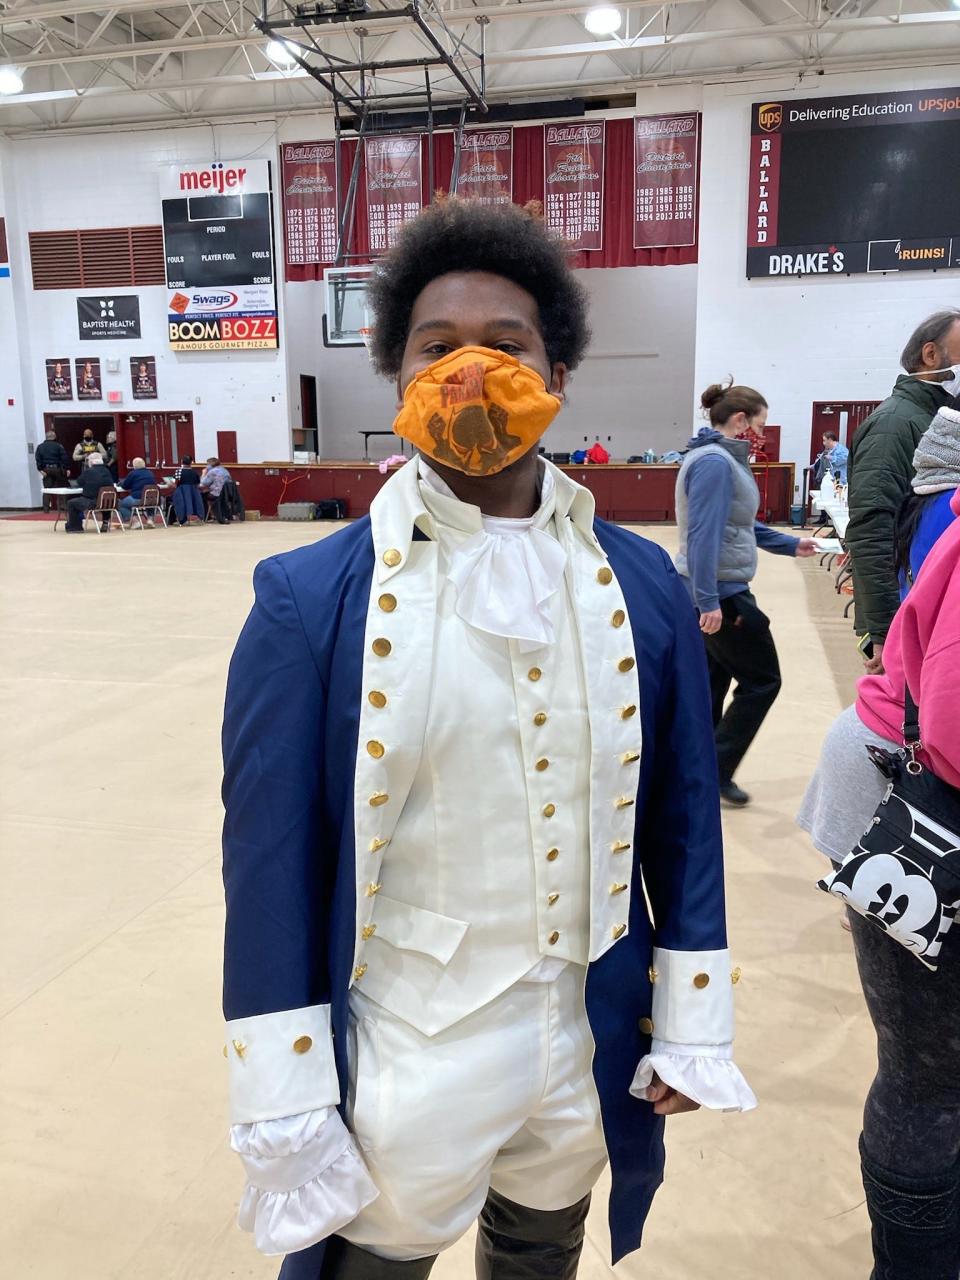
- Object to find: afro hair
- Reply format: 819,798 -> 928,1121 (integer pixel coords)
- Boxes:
365,198 -> 591,378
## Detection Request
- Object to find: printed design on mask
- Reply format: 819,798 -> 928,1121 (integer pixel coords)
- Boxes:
425,361 -> 523,474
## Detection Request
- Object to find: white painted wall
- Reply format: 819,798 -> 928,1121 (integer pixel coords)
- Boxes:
695,66 -> 960,499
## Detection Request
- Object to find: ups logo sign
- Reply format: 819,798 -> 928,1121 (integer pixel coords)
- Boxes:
758,103 -> 783,132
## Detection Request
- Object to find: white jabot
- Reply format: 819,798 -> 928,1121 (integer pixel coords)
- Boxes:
418,459 -> 567,652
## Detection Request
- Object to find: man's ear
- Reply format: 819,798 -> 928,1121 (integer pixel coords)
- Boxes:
550,363 -> 568,401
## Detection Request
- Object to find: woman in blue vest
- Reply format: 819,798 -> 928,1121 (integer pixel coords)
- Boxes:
675,382 -> 817,806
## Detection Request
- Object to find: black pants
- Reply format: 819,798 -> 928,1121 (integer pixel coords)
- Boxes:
703,589 -> 782,784
850,914 -> 960,1279
320,1190 -> 590,1280
65,495 -> 96,531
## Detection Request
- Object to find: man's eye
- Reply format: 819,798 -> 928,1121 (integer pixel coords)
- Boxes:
495,342 -> 522,354
423,343 -> 451,356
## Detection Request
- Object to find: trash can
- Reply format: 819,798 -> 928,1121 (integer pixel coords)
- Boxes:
790,503 -> 805,528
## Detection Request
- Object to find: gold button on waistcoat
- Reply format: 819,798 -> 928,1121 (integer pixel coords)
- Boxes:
611,609 -> 626,628
693,972 -> 711,989
610,882 -> 628,895
366,882 -> 382,897
615,796 -> 635,809
378,593 -> 397,613
547,892 -> 560,906
368,690 -> 387,709
731,966 -> 743,985
367,740 -> 385,759
639,1016 -> 654,1036
369,837 -> 389,853
361,924 -> 377,940
648,965 -> 659,984
383,548 -> 402,567
618,657 -> 636,673
293,1035 -> 313,1054
622,750 -> 640,764
548,930 -> 561,945
597,567 -> 613,585
528,667 -> 542,682
546,847 -> 559,862
354,964 -> 368,980
542,803 -> 556,818
232,1039 -> 247,1059
611,923 -> 627,940
621,704 -> 637,720
372,637 -> 392,658
535,758 -> 549,772
222,1044 -> 228,1058
612,839 -> 631,853
369,792 -> 389,807
533,712 -> 548,727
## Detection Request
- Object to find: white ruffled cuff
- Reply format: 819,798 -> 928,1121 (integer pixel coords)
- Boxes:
231,1107 -> 379,1255
630,1039 -> 757,1113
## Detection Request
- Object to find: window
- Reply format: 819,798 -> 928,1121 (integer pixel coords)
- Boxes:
28,225 -> 165,290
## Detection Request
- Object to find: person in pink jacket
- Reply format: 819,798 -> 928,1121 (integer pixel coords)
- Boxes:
798,487 -> 960,1280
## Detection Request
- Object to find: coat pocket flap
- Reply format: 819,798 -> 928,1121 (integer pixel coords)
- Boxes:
371,896 -> 469,965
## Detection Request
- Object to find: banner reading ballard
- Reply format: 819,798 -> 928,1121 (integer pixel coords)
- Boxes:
633,113 -> 699,249
544,122 -> 604,251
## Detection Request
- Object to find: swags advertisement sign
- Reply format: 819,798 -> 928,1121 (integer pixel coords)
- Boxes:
77,295 -> 141,340
747,89 -> 960,278
161,159 -> 279,350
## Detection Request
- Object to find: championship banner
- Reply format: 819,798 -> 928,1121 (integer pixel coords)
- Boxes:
544,122 -> 604,250
363,136 -> 422,253
281,142 -> 339,266
454,128 -> 513,205
161,159 -> 279,351
633,113 -> 699,249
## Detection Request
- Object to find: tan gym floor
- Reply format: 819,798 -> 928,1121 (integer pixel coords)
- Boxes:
1,516 -> 872,1279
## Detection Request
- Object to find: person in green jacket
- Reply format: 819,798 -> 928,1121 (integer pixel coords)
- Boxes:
847,309 -> 960,674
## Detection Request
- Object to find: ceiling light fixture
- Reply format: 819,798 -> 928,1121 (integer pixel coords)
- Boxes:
265,40 -> 298,67
583,6 -> 622,35
0,66 -> 24,95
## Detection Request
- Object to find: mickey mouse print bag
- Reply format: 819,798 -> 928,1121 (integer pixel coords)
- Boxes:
818,692 -> 960,971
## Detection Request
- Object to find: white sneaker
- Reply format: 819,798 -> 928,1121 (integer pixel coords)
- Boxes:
146,517 -> 155,528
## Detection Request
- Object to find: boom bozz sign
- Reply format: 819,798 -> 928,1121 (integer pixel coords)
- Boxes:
161,159 -> 279,349
746,89 -> 960,278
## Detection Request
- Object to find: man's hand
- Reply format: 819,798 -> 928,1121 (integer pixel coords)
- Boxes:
699,608 -> 723,635
644,1073 -> 701,1116
795,537 -> 818,558
864,641 -> 884,675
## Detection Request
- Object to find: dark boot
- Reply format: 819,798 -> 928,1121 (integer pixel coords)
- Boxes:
475,1189 -> 590,1280
320,1236 -> 437,1279
860,1136 -> 960,1280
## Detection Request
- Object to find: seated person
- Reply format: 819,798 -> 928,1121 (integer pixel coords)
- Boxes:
118,456 -> 160,527
64,454 -> 116,533
172,455 -> 204,525
200,457 -> 232,523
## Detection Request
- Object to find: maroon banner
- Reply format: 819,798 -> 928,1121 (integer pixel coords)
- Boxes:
454,128 -> 513,205
364,136 -> 422,253
633,113 -> 699,249
544,122 -> 604,250
281,142 -> 339,266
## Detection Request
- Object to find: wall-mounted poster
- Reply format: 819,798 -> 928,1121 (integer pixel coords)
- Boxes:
364,135 -> 422,253
76,357 -> 102,399
454,129 -> 513,205
633,113 -> 699,249
46,357 -> 72,400
77,295 -> 141,340
281,142 -> 339,266
131,356 -> 158,399
544,122 -> 605,251
161,158 -> 279,350
746,88 -> 960,278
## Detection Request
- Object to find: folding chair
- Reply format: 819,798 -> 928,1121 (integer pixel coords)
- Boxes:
129,485 -> 167,530
82,486 -> 125,534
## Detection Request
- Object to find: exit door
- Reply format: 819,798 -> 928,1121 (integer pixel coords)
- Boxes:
118,412 -> 195,470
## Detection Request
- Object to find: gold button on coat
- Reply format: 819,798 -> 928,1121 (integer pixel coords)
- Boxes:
694,972 -> 710,989
383,548 -> 402,567
610,882 -> 628,895
535,758 -> 549,772
548,930 -> 560,945
597,566 -> 613,585
293,1035 -> 313,1054
368,690 -> 387,709
533,712 -> 548,727
622,750 -> 640,764
367,740 -> 385,759
366,882 -> 382,897
378,593 -> 397,613
354,964 -> 368,980
616,796 -> 635,809
369,792 -> 389,807
369,837 -> 389,853
648,966 -> 659,984
546,847 -> 559,862
232,1039 -> 247,1059
542,803 -> 556,818
528,667 -> 542,682
621,704 -> 637,720
639,1016 -> 654,1036
731,966 -> 743,985
372,638 -> 392,657
547,892 -> 560,906
611,923 -> 627,939
361,924 -> 377,940
611,609 -> 626,628
222,1044 -> 228,1058
612,840 -> 631,853
618,657 -> 636,673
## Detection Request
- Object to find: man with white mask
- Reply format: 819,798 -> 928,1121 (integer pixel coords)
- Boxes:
221,199 -> 755,1280
847,308 -> 960,674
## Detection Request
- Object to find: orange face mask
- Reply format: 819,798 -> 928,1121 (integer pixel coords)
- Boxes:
393,346 -> 561,477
